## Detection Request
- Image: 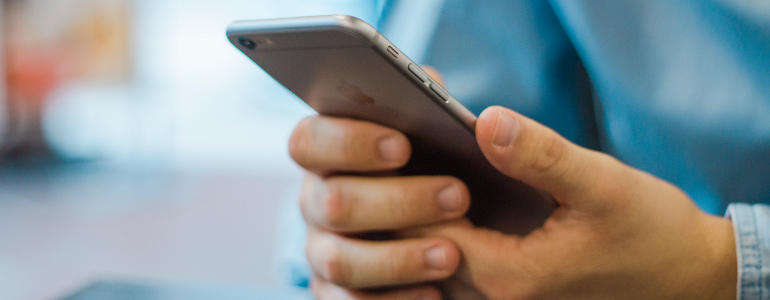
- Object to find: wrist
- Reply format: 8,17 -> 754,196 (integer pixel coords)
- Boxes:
695,215 -> 737,300
664,213 -> 736,299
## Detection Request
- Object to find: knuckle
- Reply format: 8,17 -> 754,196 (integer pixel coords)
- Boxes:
298,175 -> 317,223
321,242 -> 350,285
304,232 -> 319,262
319,182 -> 350,229
392,182 -> 417,218
382,252 -> 410,282
384,243 -> 429,281
527,132 -> 568,175
309,277 -> 322,296
337,126 -> 359,164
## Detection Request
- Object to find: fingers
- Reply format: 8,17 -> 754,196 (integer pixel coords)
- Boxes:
307,226 -> 460,289
475,106 -> 626,202
289,116 -> 411,173
301,174 -> 470,232
311,276 -> 442,300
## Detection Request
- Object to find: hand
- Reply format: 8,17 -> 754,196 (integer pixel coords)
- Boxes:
404,106 -> 738,299
291,115 -> 467,299
291,66 -> 737,299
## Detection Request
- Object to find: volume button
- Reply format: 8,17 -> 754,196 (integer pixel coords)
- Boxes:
429,83 -> 450,103
408,63 -> 430,84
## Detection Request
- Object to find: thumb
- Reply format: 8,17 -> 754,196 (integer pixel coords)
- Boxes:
475,106 -> 623,202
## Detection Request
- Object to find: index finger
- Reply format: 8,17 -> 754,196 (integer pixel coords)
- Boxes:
289,116 -> 412,173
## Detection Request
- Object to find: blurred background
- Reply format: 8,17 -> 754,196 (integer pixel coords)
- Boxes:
0,0 -> 384,299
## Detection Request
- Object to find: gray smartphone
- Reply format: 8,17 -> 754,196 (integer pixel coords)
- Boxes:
227,15 -> 554,234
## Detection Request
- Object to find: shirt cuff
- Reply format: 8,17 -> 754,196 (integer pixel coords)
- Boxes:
726,203 -> 770,300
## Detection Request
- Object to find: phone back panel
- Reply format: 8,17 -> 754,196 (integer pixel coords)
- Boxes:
228,15 -> 554,234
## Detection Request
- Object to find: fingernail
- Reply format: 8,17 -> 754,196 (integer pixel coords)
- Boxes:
424,246 -> 448,270
378,136 -> 405,162
491,111 -> 519,147
437,184 -> 462,212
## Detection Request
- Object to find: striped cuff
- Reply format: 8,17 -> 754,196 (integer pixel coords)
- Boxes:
726,203 -> 770,300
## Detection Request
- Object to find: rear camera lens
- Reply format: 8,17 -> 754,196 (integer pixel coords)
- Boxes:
238,37 -> 257,50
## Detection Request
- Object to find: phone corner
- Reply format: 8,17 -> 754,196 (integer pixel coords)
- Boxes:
331,15 -> 379,42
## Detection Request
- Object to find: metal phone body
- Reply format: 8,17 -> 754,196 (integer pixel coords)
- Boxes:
227,15 -> 553,234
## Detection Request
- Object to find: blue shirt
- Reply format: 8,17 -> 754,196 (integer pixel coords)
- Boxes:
286,1 -> 770,298
378,1 -> 770,298
380,0 -> 770,214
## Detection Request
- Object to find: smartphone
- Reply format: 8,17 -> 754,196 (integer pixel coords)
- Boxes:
227,15 -> 554,234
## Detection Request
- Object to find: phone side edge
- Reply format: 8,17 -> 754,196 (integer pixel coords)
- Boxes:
365,32 -> 478,133
226,15 -> 377,41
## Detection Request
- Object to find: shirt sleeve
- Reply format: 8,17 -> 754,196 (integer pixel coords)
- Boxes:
726,203 -> 770,300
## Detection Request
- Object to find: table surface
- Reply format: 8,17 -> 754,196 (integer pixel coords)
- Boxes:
61,280 -> 311,300
0,161 -> 304,300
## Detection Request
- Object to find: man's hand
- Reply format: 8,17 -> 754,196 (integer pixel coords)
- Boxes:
291,115 -> 467,299
400,106 -> 737,299
291,68 -> 737,299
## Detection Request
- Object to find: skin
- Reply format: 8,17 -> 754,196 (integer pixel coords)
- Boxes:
292,69 -> 737,300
